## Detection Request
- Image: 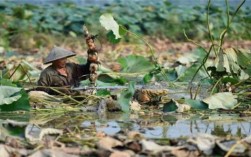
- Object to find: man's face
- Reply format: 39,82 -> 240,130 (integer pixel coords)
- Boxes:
53,58 -> 67,68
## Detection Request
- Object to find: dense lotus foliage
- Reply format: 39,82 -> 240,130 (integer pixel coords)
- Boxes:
0,0 -> 251,49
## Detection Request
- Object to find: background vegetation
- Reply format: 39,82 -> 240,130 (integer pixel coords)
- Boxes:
0,0 -> 251,50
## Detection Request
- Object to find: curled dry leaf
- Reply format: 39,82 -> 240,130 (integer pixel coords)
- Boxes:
130,101 -> 141,111
140,139 -> 175,154
3,119 -> 28,127
171,147 -> 200,157
96,131 -> 106,138
242,135 -> 251,144
29,149 -> 78,157
5,136 -> 22,148
25,124 -> 41,144
0,144 -> 10,157
163,99 -> 191,113
127,131 -> 144,140
25,124 -> 63,145
0,47 -> 4,53
97,136 -> 123,151
176,103 -> 191,113
39,128 -> 63,141
28,91 -> 62,103
188,133 -> 217,155
125,141 -> 141,153
0,144 -> 30,156
110,151 -> 131,157
216,140 -> 246,155
134,89 -> 167,104
203,92 -> 237,109
105,97 -> 121,111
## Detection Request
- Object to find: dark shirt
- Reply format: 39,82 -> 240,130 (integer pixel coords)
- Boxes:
37,62 -> 90,94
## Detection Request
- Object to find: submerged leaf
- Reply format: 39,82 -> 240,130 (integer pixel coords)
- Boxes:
203,92 -> 237,109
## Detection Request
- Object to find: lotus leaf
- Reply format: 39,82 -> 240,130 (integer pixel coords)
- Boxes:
0,86 -> 22,105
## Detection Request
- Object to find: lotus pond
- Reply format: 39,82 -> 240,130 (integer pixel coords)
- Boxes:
1,0 -> 251,156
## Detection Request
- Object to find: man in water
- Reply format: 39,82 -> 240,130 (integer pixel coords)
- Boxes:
37,46 -> 90,94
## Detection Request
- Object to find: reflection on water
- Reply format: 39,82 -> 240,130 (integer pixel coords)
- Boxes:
86,113 -> 251,138
1,111 -> 251,139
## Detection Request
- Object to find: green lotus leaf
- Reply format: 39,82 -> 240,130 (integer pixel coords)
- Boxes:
0,86 -> 22,105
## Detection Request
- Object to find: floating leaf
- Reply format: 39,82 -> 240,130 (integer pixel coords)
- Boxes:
163,99 -> 178,112
185,99 -> 208,110
203,92 -> 237,109
163,99 -> 191,113
100,13 -> 121,39
0,86 -> 22,105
